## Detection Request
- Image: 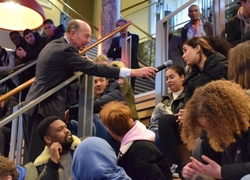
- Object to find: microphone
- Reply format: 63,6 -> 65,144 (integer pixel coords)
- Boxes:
156,60 -> 173,72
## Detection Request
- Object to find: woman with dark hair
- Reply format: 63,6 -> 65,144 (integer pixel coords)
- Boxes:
176,37 -> 228,125
180,80 -> 250,180
149,65 -> 186,171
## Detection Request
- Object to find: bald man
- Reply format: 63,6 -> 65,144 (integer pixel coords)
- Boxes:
22,19 -> 157,163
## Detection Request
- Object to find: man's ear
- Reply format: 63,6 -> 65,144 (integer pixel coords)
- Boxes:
44,136 -> 52,145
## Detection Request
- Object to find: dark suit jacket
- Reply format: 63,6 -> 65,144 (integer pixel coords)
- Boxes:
107,32 -> 139,69
169,34 -> 185,68
24,37 -> 120,119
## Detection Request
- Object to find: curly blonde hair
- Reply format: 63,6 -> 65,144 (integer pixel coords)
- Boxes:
181,80 -> 250,152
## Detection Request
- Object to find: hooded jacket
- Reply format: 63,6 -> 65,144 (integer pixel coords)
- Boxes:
226,6 -> 250,46
72,137 -> 131,180
183,52 -> 228,104
118,121 -> 172,180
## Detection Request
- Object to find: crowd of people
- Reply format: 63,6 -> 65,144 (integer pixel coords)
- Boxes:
1,1 -> 250,180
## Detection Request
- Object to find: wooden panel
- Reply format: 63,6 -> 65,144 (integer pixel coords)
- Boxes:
137,108 -> 154,119
135,92 -> 155,103
136,99 -> 155,111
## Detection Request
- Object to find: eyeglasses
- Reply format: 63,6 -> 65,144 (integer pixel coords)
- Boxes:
82,34 -> 92,40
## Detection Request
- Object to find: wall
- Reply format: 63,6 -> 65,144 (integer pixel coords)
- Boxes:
0,0 -> 63,49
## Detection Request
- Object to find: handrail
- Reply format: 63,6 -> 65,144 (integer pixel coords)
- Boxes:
0,72 -> 82,128
0,60 -> 37,85
120,15 -> 155,41
48,0 -> 73,19
0,22 -> 132,102
122,2 -> 157,17
138,57 -> 149,67
121,0 -> 149,13
0,78 -> 34,102
79,21 -> 132,54
56,0 -> 98,31
155,0 -> 196,105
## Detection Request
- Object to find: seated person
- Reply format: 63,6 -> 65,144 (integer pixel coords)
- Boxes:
65,75 -> 124,134
0,156 -> 37,180
93,54 -> 138,120
148,65 -> 185,155
0,89 -> 18,157
180,80 -> 250,180
16,29 -> 46,100
0,46 -> 19,89
42,19 -> 65,44
72,137 -> 131,180
35,116 -> 81,180
99,101 -> 172,180
9,31 -> 27,60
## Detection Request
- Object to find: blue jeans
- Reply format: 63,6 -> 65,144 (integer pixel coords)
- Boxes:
68,114 -> 111,142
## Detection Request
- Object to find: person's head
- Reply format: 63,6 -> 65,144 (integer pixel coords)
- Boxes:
181,80 -> 250,152
72,137 -> 131,180
228,40 -> 250,89
93,54 -> 110,65
116,19 -> 127,38
65,19 -> 92,51
23,29 -> 35,45
37,116 -> 73,150
182,37 -> 215,67
188,4 -> 200,22
94,76 -> 109,98
0,156 -> 18,180
9,31 -> 22,47
241,0 -> 250,17
99,101 -> 134,141
166,65 -> 185,92
0,89 -> 6,108
202,35 -> 232,58
43,19 -> 56,38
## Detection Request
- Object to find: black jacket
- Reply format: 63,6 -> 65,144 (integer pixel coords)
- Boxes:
183,52 -> 228,104
45,24 -> 65,44
118,141 -> 172,180
69,79 -> 124,120
107,32 -> 139,69
189,129 -> 250,180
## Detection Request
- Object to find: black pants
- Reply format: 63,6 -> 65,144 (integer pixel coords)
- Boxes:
23,109 -> 45,164
0,126 -> 11,157
158,114 -> 181,167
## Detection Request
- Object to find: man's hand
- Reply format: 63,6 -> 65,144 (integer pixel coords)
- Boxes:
50,142 -> 62,164
181,162 -> 199,178
16,47 -> 26,58
190,155 -> 222,179
130,67 -> 157,78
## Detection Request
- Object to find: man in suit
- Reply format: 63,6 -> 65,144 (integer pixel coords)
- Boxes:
107,19 -> 139,91
23,19 -> 157,163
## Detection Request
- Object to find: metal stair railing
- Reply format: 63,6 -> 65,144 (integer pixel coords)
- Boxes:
155,0 -> 196,104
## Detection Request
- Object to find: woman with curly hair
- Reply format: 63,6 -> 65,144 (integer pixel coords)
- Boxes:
179,80 -> 250,180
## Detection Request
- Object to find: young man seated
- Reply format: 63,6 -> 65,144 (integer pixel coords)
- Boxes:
99,101 -> 172,180
35,116 -> 81,180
